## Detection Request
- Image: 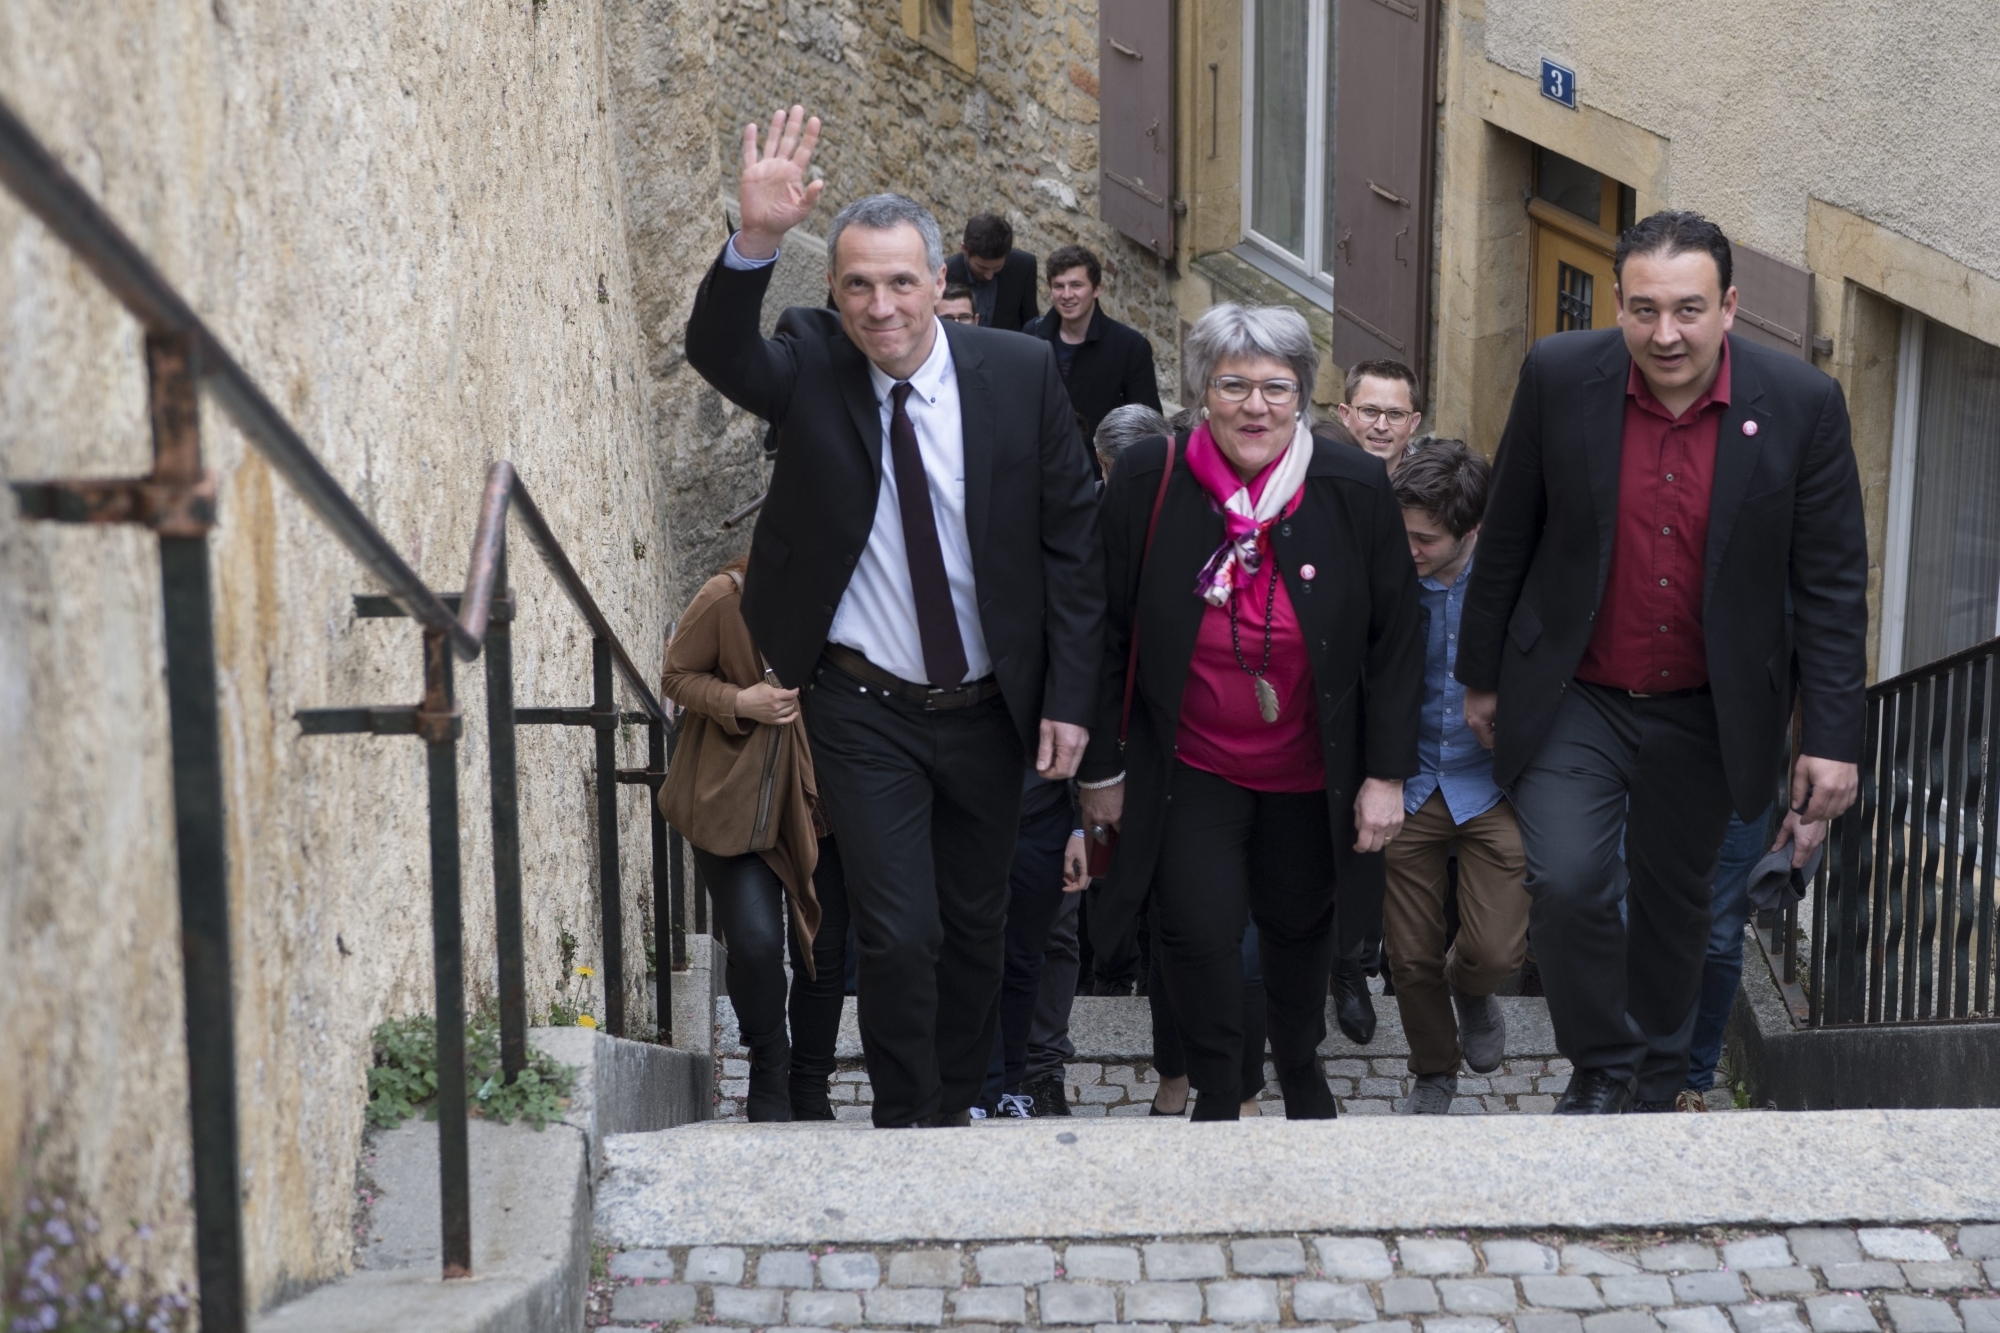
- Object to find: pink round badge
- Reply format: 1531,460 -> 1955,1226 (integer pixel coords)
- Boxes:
1300,563 -> 1318,581
1742,420 -> 1759,436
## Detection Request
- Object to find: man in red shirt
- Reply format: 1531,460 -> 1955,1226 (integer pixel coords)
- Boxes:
1455,212 -> 1868,1113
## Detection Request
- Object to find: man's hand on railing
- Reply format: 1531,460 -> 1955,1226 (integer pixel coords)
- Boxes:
735,105 -> 824,261
1791,754 -> 1859,824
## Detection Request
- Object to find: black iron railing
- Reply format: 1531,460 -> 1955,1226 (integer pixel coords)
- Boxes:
1,95 -> 690,1326
1801,634 -> 2000,1027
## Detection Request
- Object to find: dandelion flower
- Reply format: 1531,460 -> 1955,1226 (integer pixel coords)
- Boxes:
577,1014 -> 598,1029
575,966 -> 595,977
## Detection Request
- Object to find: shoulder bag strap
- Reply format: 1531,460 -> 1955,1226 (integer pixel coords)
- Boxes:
1118,434 -> 1177,749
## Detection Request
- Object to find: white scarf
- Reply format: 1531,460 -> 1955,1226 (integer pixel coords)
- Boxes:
1194,417 -> 1315,607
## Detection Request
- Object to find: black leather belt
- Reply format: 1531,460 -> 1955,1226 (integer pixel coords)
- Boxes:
822,644 -> 1002,710
1582,679 -> 1712,702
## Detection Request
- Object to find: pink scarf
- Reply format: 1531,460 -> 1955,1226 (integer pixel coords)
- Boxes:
1185,420 -> 1313,606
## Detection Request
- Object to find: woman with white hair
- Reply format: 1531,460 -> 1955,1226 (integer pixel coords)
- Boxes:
1076,302 -> 1424,1120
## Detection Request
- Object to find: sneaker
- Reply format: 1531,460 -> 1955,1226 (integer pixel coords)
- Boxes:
968,1105 -> 990,1121
996,1092 -> 1035,1119
1450,988 -> 1506,1074
1674,1089 -> 1710,1113
1024,1073 -> 1072,1117
1395,1071 -> 1457,1115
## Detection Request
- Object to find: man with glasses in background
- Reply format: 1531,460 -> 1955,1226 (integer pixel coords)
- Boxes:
1337,359 -> 1426,474
937,284 -> 978,326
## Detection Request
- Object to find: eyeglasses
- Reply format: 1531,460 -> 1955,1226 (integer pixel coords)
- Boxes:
1209,376 -> 1300,405
1351,405 -> 1414,425
942,311 -> 978,325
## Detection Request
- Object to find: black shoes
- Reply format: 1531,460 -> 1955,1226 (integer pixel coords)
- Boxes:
743,1030 -> 795,1122
1628,1098 -> 1676,1113
1276,1063 -> 1339,1120
1024,1073 -> 1071,1117
1451,988 -> 1506,1074
1331,957 -> 1377,1045
790,1074 -> 835,1121
1553,1067 -> 1634,1114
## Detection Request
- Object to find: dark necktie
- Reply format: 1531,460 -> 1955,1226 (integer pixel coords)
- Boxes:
888,381 -> 970,688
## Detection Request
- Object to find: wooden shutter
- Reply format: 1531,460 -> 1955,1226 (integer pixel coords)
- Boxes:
1100,0 -> 1175,258
1330,0 -> 1436,371
1731,242 -> 1814,360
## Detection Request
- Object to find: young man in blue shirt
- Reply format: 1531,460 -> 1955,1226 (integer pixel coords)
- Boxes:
1385,440 -> 1530,1115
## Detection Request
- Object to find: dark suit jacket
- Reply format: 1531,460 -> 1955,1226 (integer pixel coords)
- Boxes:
684,246 -> 1104,750
1078,432 -> 1424,957
944,250 -> 1040,332
1026,305 -> 1163,449
1455,329 -> 1869,818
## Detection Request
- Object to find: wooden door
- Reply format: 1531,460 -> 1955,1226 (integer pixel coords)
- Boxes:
1531,219 -> 1616,338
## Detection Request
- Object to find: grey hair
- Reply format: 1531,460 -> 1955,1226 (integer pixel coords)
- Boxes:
825,193 -> 944,276
1181,302 -> 1318,424
1093,403 -> 1172,473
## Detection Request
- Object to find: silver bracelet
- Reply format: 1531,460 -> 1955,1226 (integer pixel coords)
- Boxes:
1076,772 -> 1125,790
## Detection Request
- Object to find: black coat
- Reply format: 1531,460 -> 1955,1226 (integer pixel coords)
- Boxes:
1078,433 -> 1425,958
1456,329 -> 1869,818
1027,305 -> 1163,450
944,250 -> 1040,332
685,246 -> 1104,750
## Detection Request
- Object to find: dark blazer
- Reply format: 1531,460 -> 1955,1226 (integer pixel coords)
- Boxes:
684,247 -> 1104,751
1026,305 -> 1163,449
1455,329 -> 1869,818
1078,432 -> 1425,958
944,250 -> 1040,332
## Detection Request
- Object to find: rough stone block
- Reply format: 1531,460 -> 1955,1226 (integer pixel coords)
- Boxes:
1205,1279 -> 1281,1322
1961,1300 -> 2000,1333
888,1251 -> 962,1288
715,1288 -> 787,1324
1105,1066 -> 1138,1085
1524,1276 -> 1607,1310
790,1291 -> 865,1325
1791,1232 -> 1865,1269
1348,1099 -> 1396,1114
1539,1076 -> 1572,1094
1643,1245 -> 1720,1274
1518,1316 -> 1584,1333
1383,1279 -> 1442,1314
1362,1078 -> 1407,1097
1989,1263 -> 2000,1287
1318,1237 -> 1396,1279
610,1249 -> 677,1280
1039,1283 -> 1117,1324
1491,1076 -> 1535,1095
979,1245 -> 1056,1285
1961,1229 -> 2000,1261
1325,1059 -> 1370,1078
1071,1104 -> 1108,1118
1065,1246 -> 1141,1282
1123,1282 -> 1204,1322
1661,1308 -> 1735,1333
1373,1058 -> 1410,1076
612,1286 -> 700,1323
1731,1302 -> 1811,1333
1805,1296 -> 1880,1333
1826,1265 -> 1908,1291
1881,1298 -> 1963,1333
1748,1271 -> 1821,1298
1426,1319 -> 1503,1333
864,1288 -> 944,1325
1862,1233 -> 1952,1264
720,1078 -> 750,1099
949,1287 -> 1025,1322
1078,1084 -> 1125,1104
1403,1239 -> 1479,1275
1601,1276 -> 1674,1307
1294,1281 -> 1379,1322
822,1252 -> 885,1290
1441,1279 -> 1518,1313
688,1246 -> 749,1284
1064,1063 -> 1104,1084
1518,1095 -> 1559,1113
1486,1241 -> 1561,1276
1729,1239 -> 1799,1272
770,1327 -> 840,1333
1902,1263 -> 1983,1291
1346,1323 -> 1416,1333
759,1252 -> 818,1288
1585,1314 -> 1664,1333
1143,1242 -> 1227,1280
1233,1237 -> 1309,1274
1675,1273 -> 1749,1305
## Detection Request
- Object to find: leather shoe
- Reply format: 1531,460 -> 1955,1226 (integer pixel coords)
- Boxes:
1331,957 -> 1377,1045
1024,1073 -> 1071,1118
1451,988 -> 1506,1074
1552,1067 -> 1634,1114
926,1108 -> 973,1127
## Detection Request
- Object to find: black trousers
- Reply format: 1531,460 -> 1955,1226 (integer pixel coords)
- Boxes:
1509,682 -> 1737,1099
690,847 -> 794,1046
789,837 -> 850,1086
1152,762 -> 1339,1119
1149,916 -> 1267,1099
1025,890 -> 1082,1083
801,657 -> 1024,1126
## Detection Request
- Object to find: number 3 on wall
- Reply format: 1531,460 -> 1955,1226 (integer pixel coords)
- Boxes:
1541,59 -> 1577,109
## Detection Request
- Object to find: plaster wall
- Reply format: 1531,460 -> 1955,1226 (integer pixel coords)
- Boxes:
0,0 -> 717,1308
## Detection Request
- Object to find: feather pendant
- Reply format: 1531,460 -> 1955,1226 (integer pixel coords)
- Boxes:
1255,676 -> 1281,724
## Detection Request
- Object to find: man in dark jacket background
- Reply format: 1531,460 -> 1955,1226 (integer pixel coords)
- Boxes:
944,212 -> 1040,332
1025,244 -> 1162,451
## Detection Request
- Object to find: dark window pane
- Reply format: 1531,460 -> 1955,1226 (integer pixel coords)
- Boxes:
1617,184 -> 1637,235
1556,262 -> 1593,331
1536,146 -> 1603,227
924,0 -> 952,39
1903,318 -> 2000,667
1317,0 -> 1339,274
1251,0 -> 1310,257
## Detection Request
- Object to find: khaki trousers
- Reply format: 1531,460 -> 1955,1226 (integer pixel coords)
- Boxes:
1383,791 -> 1529,1076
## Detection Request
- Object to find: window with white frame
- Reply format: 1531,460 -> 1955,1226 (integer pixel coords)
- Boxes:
1242,0 -> 1336,282
1878,309 -> 2000,678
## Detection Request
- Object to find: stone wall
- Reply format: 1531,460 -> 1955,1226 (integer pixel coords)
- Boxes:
712,0 -> 1183,405
0,0 -> 718,1309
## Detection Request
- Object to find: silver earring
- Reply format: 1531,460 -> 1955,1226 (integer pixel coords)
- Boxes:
1199,405 -> 1209,420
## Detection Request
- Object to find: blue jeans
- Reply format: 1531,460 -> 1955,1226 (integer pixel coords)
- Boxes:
1683,807 -> 1772,1091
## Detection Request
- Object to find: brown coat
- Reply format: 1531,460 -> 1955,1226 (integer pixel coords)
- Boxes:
658,573 -> 821,951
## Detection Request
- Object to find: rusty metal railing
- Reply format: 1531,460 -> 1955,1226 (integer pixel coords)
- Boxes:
1,94 -> 684,1327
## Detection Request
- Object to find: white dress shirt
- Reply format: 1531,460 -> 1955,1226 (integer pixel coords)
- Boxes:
724,234 -> 992,686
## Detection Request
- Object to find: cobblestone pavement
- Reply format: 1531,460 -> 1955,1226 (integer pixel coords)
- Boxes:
712,1058 -> 1740,1122
591,1225 -> 2000,1333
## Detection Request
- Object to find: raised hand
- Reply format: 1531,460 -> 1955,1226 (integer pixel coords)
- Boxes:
736,105 -> 824,260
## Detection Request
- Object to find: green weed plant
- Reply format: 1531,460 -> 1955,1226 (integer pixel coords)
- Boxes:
366,1012 -> 578,1132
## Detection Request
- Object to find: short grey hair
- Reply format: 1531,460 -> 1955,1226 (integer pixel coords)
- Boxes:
826,193 -> 944,277
1093,403 -> 1172,473
1181,302 -> 1318,422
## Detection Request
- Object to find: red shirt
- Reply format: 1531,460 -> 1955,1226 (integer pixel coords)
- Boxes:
1575,342 -> 1732,693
